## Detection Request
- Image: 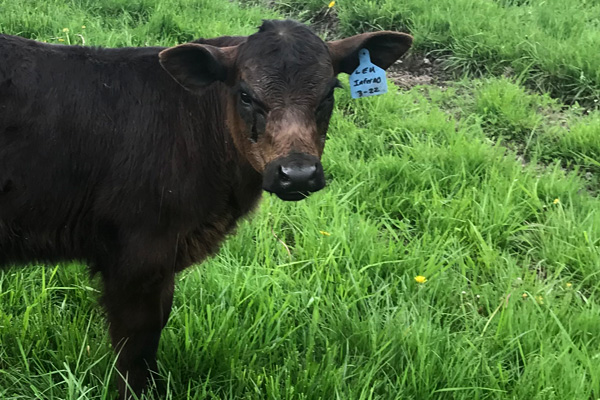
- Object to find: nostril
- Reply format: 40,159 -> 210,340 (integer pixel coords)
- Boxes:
279,166 -> 291,182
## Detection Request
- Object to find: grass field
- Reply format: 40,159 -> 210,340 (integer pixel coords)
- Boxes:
272,0 -> 600,107
1,0 -> 600,399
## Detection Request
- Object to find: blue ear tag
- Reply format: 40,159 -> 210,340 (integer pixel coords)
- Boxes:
349,49 -> 388,99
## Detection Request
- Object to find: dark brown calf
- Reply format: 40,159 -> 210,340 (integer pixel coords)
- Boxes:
0,20 -> 411,398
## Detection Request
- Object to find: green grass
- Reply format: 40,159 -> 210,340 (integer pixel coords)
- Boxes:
0,0 -> 278,46
435,77 -> 600,192
271,0 -> 600,107
1,0 -> 600,399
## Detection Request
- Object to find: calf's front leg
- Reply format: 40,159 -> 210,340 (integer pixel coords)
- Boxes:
102,269 -> 175,399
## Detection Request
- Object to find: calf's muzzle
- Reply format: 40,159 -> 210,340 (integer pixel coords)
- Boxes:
262,153 -> 325,201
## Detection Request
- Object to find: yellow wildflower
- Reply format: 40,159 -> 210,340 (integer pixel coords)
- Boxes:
553,198 -> 560,205
328,1 -> 335,8
536,295 -> 544,304
58,38 -> 65,42
62,28 -> 69,33
566,282 -> 572,288
414,275 -> 427,284
522,293 -> 528,298
81,25 -> 86,29
319,230 -> 331,236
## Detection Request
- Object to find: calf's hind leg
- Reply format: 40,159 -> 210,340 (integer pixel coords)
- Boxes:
102,267 -> 175,399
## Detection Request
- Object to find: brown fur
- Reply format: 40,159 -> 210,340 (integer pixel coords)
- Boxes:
0,20 -> 412,398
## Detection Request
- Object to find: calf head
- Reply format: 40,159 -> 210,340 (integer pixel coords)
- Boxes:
159,20 -> 412,201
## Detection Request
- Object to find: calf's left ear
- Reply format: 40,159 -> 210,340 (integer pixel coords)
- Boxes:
328,31 -> 413,75
159,43 -> 237,91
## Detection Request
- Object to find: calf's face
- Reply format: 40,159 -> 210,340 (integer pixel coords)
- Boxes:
159,20 -> 412,201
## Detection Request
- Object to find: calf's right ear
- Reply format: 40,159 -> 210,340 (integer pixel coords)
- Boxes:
159,43 -> 237,91
328,31 -> 413,75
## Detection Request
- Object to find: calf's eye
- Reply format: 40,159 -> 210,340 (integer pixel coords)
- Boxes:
316,92 -> 335,114
240,91 -> 252,105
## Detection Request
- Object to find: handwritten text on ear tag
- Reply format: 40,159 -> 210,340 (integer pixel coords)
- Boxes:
349,49 -> 388,99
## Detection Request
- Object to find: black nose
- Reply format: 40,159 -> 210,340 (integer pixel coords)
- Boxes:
279,163 -> 317,184
263,153 -> 326,201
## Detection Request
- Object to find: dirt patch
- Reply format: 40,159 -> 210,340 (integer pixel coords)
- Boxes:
308,8 -> 340,41
387,53 -> 452,90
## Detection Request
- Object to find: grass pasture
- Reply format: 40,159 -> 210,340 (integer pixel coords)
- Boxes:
273,0 -> 600,107
1,0 -> 600,399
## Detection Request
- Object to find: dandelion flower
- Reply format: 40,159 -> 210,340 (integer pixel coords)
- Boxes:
414,275 -> 427,284
566,282 -> 572,288
522,293 -> 528,298
319,230 -> 331,236
553,198 -> 560,205
328,1 -> 335,7
81,25 -> 86,29
62,28 -> 69,33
